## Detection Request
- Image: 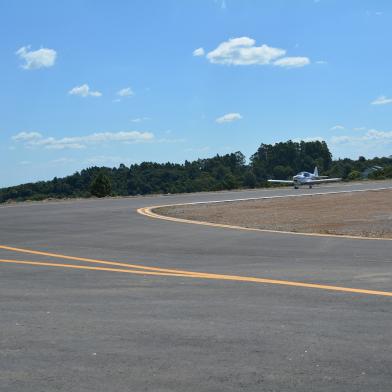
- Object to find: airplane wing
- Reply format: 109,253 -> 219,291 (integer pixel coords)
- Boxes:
268,179 -> 294,184
308,178 -> 342,184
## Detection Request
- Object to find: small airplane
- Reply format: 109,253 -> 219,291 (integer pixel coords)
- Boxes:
268,167 -> 341,189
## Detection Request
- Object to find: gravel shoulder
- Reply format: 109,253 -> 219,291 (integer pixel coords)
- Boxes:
156,189 -> 392,238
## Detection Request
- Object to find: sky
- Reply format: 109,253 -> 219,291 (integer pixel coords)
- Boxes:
0,0 -> 391,187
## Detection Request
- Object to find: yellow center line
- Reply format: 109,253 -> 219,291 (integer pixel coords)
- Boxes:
1,248 -> 392,297
0,245 -> 206,277
0,259 -> 199,278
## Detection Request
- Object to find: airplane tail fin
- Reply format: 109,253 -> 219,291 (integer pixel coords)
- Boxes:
314,167 -> 319,177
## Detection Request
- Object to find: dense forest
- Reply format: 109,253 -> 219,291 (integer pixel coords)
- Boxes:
1,140 -> 391,203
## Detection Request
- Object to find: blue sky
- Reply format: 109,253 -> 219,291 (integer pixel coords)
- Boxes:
0,0 -> 391,187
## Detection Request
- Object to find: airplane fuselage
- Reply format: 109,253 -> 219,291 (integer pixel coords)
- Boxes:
293,172 -> 315,188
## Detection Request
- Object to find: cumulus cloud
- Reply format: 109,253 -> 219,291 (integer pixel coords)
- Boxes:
117,87 -> 134,97
69,84 -> 102,97
204,37 -> 310,67
193,47 -> 205,56
371,96 -> 392,105
16,46 -> 57,69
12,130 -> 154,150
273,56 -> 310,68
207,37 -> 284,65
215,112 -> 242,123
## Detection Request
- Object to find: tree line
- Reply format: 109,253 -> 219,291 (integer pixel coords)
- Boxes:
1,140 -> 391,203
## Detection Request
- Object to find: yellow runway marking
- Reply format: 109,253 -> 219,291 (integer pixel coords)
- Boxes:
137,203 -> 392,241
0,259 -> 201,278
1,246 -> 392,297
0,245 -> 207,277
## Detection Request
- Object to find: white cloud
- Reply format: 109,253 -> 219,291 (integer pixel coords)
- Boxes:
274,56 -> 310,68
331,129 -> 392,144
366,129 -> 392,139
157,137 -> 186,144
367,10 -> 383,16
331,136 -> 351,144
215,112 -> 242,123
12,130 -> 154,150
69,84 -> 102,97
330,125 -> 345,131
12,131 -> 42,142
131,117 -> 150,123
16,46 -> 57,70
205,37 -> 310,67
353,127 -> 366,131
193,47 -> 205,57
330,129 -> 392,158
117,87 -> 133,97
371,95 -> 392,105
207,37 -> 285,65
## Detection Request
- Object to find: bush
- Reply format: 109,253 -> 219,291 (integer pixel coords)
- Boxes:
347,170 -> 361,180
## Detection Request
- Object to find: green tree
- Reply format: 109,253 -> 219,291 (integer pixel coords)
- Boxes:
243,170 -> 257,188
1,140 -> 391,204
273,165 -> 292,180
90,172 -> 112,197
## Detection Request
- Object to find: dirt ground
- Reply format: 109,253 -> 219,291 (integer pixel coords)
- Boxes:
156,189 -> 392,239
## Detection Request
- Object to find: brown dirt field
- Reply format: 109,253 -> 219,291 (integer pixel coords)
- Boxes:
156,189 -> 392,238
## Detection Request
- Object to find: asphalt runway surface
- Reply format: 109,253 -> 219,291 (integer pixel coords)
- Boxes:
1,181 -> 392,391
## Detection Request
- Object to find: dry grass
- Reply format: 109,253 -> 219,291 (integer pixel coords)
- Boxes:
157,189 -> 392,238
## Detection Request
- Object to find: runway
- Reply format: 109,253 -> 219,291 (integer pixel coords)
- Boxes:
1,181 -> 391,391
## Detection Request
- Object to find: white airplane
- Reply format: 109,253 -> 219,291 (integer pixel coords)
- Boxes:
268,167 -> 341,189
